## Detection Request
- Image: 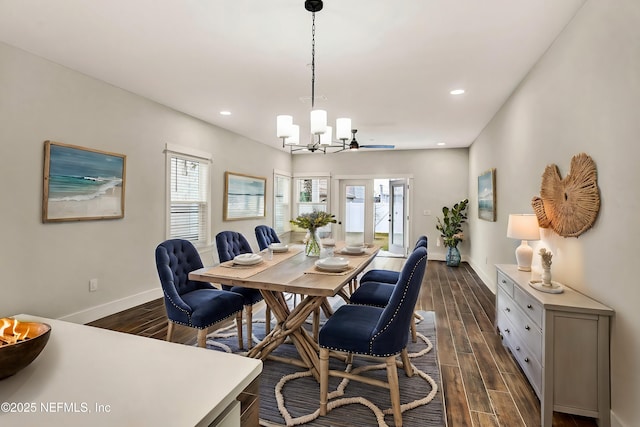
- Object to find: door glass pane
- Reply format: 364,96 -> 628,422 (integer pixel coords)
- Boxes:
345,184 -> 365,246
391,185 -> 404,246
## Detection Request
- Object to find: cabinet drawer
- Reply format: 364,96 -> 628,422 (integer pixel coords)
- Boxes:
499,297 -> 542,362
497,312 -> 542,398
508,326 -> 543,398
497,271 -> 514,297
514,285 -> 543,329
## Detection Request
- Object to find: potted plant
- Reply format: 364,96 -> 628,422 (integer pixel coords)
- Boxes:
435,199 -> 469,267
290,210 -> 336,256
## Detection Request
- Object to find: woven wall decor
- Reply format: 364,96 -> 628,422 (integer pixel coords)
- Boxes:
531,153 -> 600,237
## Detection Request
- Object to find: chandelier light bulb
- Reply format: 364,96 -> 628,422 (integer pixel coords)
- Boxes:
285,124 -> 300,145
320,126 -> 333,145
310,109 -> 327,135
277,115 -> 293,138
336,118 -> 352,140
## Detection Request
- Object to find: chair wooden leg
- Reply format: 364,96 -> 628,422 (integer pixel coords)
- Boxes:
246,305 -> 253,350
410,315 -> 417,343
400,348 -> 414,377
265,305 -> 271,335
197,328 -> 208,348
313,307 -> 320,341
236,312 -> 244,350
319,348 -> 330,416
386,355 -> 403,427
166,321 -> 175,343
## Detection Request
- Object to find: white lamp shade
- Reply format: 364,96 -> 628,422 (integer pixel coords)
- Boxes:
336,117 -> 352,140
310,109 -> 327,135
276,115 -> 293,138
507,214 -> 540,240
319,126 -> 333,145
507,214 -> 540,271
284,124 -> 300,145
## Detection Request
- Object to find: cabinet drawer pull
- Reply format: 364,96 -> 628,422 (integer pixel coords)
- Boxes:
505,328 -> 510,334
525,325 -> 531,331
506,307 -> 511,312
524,357 -> 530,363
527,304 -> 533,309
516,346 -> 520,351
502,279 -> 507,284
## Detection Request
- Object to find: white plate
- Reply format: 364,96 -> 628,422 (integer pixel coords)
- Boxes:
233,253 -> 263,265
341,246 -> 365,255
322,239 -> 336,247
269,243 -> 289,252
317,256 -> 349,267
315,258 -> 350,272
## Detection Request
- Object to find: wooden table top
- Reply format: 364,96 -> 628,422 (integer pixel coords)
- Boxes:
189,244 -> 379,297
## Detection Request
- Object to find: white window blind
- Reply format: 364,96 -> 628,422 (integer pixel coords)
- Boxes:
294,176 -> 331,233
274,173 -> 290,234
166,147 -> 211,247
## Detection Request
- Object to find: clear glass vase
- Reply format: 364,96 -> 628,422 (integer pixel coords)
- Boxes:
305,228 -> 322,257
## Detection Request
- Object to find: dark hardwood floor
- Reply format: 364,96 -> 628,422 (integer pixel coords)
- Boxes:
89,259 -> 598,427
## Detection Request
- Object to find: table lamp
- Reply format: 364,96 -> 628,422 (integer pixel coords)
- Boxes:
507,214 -> 541,271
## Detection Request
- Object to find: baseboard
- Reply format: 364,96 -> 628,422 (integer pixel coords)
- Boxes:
59,288 -> 163,325
466,258 -> 496,294
611,410 -> 627,427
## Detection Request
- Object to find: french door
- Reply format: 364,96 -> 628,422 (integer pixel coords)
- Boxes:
339,180 -> 373,246
388,179 -> 408,255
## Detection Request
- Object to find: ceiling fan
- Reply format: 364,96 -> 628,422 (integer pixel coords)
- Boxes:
346,129 -> 395,151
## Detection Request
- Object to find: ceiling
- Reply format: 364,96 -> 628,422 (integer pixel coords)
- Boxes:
0,0 -> 586,153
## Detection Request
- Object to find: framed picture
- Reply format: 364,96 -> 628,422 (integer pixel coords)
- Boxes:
478,168 -> 496,222
224,171 -> 266,221
43,141 -> 126,222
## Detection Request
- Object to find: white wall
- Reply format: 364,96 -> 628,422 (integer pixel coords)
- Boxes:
0,41 -> 291,322
467,1 -> 640,425
292,148 -> 469,259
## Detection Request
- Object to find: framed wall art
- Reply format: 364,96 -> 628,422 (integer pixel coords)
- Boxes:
224,171 -> 266,221
478,168 -> 496,222
43,140 -> 126,222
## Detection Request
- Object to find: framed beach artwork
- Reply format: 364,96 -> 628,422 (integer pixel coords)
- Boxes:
42,141 -> 126,222
478,168 -> 496,222
223,171 -> 266,221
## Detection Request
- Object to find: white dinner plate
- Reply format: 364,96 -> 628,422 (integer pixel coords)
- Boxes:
315,257 -> 349,272
269,243 -> 289,253
315,262 -> 350,272
233,253 -> 264,266
341,246 -> 365,255
321,239 -> 336,247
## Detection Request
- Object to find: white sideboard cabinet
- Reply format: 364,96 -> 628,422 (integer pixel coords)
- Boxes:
495,265 -> 613,427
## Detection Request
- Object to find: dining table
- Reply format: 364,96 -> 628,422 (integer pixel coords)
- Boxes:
188,242 -> 379,381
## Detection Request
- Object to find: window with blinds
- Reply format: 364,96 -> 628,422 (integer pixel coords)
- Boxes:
294,176 -> 331,234
166,148 -> 211,247
273,173 -> 290,234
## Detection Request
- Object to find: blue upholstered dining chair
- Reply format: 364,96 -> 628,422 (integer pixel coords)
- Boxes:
351,237 -> 428,343
255,225 -> 281,251
155,239 -> 244,348
215,231 -> 271,349
358,235 -> 428,284
318,246 -> 428,427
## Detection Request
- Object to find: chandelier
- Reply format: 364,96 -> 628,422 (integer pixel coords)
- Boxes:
276,0 -> 351,153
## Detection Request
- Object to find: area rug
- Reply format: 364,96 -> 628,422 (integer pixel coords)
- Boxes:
206,309 -> 443,427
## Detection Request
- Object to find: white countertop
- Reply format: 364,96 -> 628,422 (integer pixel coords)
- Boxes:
0,315 -> 262,426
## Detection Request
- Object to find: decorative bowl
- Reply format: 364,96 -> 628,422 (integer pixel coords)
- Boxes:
0,318 -> 51,380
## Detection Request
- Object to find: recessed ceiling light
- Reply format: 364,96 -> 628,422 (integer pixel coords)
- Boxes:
220,111 -> 231,116
437,142 -> 446,146
450,89 -> 465,95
